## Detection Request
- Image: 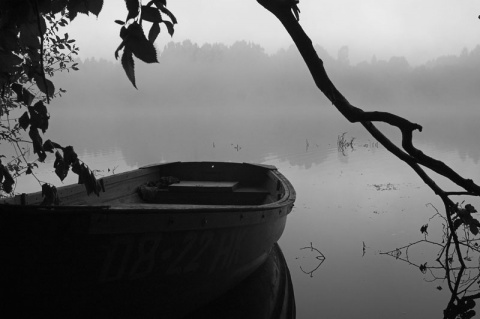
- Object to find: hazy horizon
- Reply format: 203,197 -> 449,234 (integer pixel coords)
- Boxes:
51,38 -> 480,118
65,1 -> 480,67
76,38 -> 480,67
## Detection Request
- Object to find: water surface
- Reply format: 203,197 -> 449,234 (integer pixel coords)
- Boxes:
10,105 -> 480,318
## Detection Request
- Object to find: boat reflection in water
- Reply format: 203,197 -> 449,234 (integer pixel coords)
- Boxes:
186,243 -> 296,319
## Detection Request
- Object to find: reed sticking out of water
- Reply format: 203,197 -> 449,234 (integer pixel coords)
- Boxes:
337,132 -> 355,155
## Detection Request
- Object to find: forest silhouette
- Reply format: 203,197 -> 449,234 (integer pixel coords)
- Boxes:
54,40 -> 480,118
44,40 -> 480,170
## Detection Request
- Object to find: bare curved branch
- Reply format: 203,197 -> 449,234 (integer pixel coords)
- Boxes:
256,0 -> 480,198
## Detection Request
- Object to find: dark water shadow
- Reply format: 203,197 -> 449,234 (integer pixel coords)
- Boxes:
3,243 -> 295,319
185,243 -> 296,319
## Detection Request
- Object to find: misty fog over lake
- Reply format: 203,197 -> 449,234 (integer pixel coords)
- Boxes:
10,40 -> 480,318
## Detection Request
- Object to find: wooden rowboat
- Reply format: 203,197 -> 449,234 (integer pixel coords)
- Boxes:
0,161 -> 296,318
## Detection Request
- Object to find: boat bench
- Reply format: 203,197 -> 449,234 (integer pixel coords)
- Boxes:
168,181 -> 240,193
139,180 -> 271,205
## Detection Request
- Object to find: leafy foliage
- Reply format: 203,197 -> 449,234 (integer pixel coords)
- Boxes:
114,0 -> 177,87
0,1 -> 111,198
453,203 -> 479,235
1,0 -> 177,199
0,1 -> 165,199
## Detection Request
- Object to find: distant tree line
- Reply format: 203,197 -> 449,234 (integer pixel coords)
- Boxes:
55,40 -> 480,115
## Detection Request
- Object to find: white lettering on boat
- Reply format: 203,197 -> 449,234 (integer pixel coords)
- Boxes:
129,234 -> 162,280
165,231 -> 214,275
99,229 -> 249,282
99,234 -> 162,282
208,229 -> 248,273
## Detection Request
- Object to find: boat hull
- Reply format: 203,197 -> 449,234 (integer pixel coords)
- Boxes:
0,162 -> 296,318
1,208 -> 287,318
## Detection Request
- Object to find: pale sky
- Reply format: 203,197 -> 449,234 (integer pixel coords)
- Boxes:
66,0 -> 480,65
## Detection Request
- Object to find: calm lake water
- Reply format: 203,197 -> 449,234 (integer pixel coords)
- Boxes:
10,103 -> 480,318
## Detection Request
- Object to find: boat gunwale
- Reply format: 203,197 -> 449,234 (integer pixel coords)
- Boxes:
0,161 -> 296,214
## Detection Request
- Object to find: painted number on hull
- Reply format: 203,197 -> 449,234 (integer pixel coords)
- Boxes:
99,229 -> 248,282
165,231 -> 214,275
99,234 -> 161,282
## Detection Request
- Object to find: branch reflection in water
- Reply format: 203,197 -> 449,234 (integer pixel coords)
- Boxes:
380,203 -> 480,319
297,242 -> 326,278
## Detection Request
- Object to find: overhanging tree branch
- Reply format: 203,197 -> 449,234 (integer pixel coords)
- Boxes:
257,0 -> 480,198
257,1 -> 480,316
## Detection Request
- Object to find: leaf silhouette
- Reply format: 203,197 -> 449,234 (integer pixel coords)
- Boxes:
33,74 -> 55,98
68,0 -> 89,16
124,22 -> 158,63
28,101 -> 49,133
470,224 -> 479,236
87,0 -> 103,16
141,6 -> 162,23
153,0 -> 166,7
114,40 -> 125,60
54,151 -> 69,181
420,224 -> 428,235
163,20 -> 174,36
28,127 -> 46,162
148,23 -> 160,43
466,204 -> 477,213
63,146 -> 78,166
18,111 -> 30,130
71,162 -> 104,196
85,170 -> 96,195
121,47 -> 136,88
11,83 -> 23,100
125,0 -> 140,21
43,139 -> 62,153
0,164 -> 14,193
419,262 -> 428,274
71,159 -> 82,175
41,184 -> 60,206
158,5 -> 177,24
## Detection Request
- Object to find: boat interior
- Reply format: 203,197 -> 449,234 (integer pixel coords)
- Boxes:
3,162 -> 287,207
136,179 -> 274,206
125,162 -> 284,206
